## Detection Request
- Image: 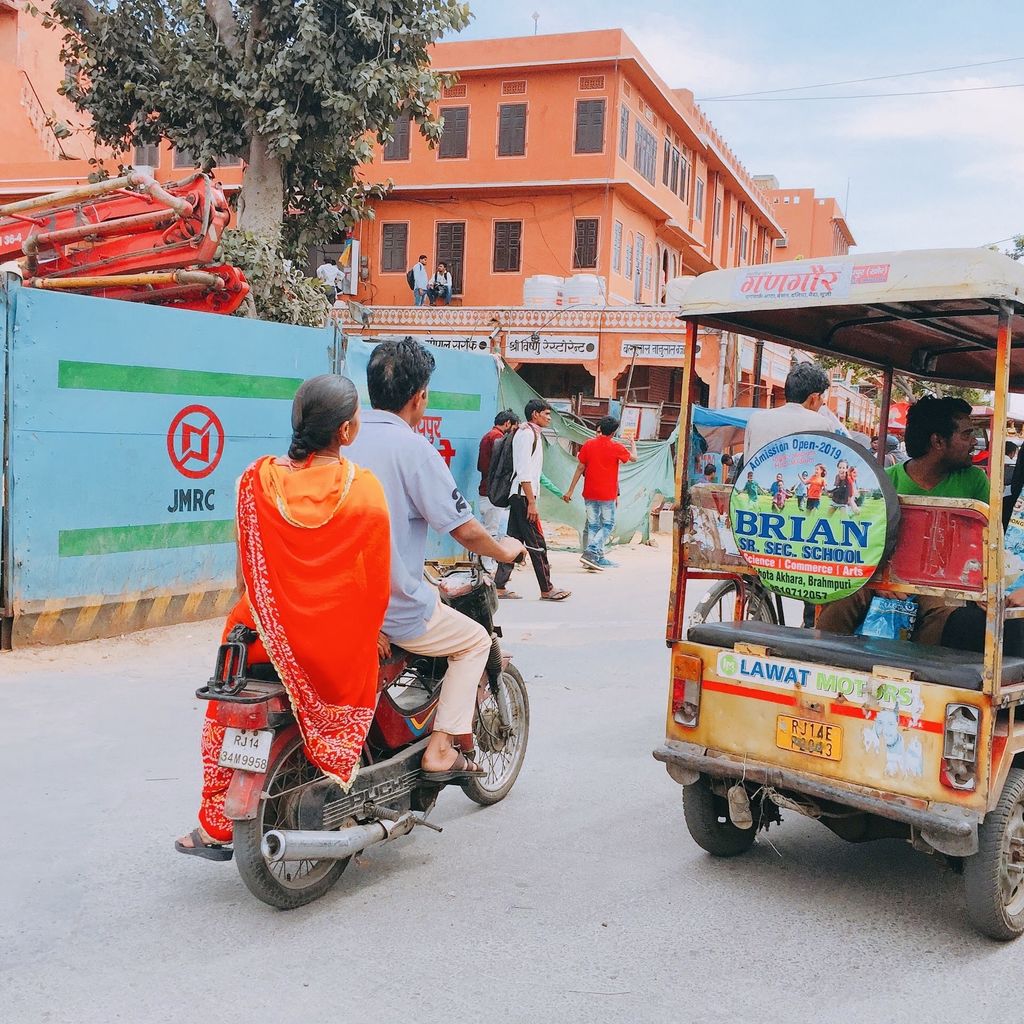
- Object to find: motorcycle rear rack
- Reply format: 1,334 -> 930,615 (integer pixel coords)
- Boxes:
196,626 -> 285,704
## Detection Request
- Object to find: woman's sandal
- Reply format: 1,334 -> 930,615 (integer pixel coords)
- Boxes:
421,751 -> 487,784
540,588 -> 571,601
174,828 -> 234,862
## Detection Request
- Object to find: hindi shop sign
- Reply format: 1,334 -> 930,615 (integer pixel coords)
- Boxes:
729,432 -> 899,604
620,340 -> 687,360
732,263 -> 853,302
505,335 -> 598,361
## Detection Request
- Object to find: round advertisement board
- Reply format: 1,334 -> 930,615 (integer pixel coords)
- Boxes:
729,431 -> 899,604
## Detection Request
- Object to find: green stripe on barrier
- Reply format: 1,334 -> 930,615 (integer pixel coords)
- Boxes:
428,390 -> 480,411
59,520 -> 236,557
58,361 -> 302,400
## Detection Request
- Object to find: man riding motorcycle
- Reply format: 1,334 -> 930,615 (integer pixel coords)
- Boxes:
346,339 -> 525,781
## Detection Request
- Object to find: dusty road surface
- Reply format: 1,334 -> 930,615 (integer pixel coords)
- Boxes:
2,545 -> 1020,1023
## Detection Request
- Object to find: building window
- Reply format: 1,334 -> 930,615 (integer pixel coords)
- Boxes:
438,106 -> 469,159
644,255 -> 653,290
436,221 -> 466,294
694,178 -> 705,221
679,151 -> 690,204
618,105 -> 629,159
740,225 -> 748,262
793,195 -> 801,204
612,220 -> 622,273
575,99 -> 605,154
502,80 -> 527,96
624,234 -> 634,280
669,147 -> 680,195
173,148 -> 196,168
729,214 -> 736,249
493,220 -> 522,272
381,223 -> 408,273
633,121 -> 657,184
383,111 -> 411,161
579,74 -> 606,91
573,218 -> 599,269
442,84 -> 468,99
662,138 -> 671,186
713,195 -> 722,236
133,142 -> 160,167
497,103 -> 527,157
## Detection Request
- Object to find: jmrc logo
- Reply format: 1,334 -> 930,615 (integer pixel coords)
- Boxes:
166,404 -> 225,479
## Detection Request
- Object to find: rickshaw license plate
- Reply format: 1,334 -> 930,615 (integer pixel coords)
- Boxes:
776,716 -> 843,761
217,728 -> 273,772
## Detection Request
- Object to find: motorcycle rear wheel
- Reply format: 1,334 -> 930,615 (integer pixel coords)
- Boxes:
233,733 -> 348,910
462,665 -> 530,806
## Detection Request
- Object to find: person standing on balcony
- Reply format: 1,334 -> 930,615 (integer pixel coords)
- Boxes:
409,254 -> 429,306
316,257 -> 342,303
429,262 -> 453,305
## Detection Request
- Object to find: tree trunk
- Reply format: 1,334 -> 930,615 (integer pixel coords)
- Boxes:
237,133 -> 285,245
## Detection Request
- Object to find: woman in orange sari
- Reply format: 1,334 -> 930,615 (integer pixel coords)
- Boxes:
176,375 -> 390,859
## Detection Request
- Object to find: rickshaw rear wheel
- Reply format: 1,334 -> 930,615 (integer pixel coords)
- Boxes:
692,579 -> 778,626
964,767 -> 1024,941
682,775 -> 757,857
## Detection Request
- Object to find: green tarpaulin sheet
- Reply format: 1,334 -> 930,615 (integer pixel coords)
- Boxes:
497,366 -> 677,549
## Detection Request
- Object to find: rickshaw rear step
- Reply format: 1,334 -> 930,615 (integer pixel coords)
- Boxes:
688,621 -> 1024,691
653,741 -> 980,856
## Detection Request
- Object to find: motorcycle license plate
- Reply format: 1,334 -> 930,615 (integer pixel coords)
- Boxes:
218,728 -> 273,772
776,715 -> 842,762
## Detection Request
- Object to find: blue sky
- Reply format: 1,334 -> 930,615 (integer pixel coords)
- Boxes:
457,0 -> 1024,254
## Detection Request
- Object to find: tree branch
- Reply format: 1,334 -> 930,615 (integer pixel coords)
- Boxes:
204,0 -> 243,59
57,0 -> 100,34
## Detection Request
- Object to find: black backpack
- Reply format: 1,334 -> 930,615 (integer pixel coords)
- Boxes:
487,429 -> 537,508
406,267 -> 416,290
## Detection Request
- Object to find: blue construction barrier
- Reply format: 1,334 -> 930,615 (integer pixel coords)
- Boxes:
0,281 -> 499,646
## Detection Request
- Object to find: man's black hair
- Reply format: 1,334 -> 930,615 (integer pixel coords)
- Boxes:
784,361 -> 830,403
721,453 -> 734,466
322,257 -> 336,265
703,464 -> 716,477
525,398 -> 552,422
366,338 -> 436,412
418,254 -> 427,260
597,415 -> 619,436
494,409 -> 519,427
1006,440 -> 1019,458
904,396 -> 972,459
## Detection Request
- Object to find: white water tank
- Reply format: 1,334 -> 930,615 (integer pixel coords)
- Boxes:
562,273 -> 604,308
523,275 -> 563,307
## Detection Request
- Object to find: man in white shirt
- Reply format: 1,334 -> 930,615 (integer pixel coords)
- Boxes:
429,262 -> 453,305
493,399 -> 571,601
743,362 -> 833,463
316,258 -> 342,302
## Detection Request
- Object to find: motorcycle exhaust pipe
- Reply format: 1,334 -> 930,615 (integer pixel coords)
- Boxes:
261,822 -> 388,863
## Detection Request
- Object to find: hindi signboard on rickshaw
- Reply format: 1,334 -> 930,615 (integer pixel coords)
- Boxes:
654,247 -> 1024,941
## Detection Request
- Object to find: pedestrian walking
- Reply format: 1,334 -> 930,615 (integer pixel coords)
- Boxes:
478,409 -> 519,578
408,254 -> 429,306
563,415 -> 637,571
494,399 -> 571,601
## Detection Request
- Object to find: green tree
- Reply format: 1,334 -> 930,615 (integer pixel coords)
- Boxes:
46,0 -> 471,253
1007,236 -> 1024,262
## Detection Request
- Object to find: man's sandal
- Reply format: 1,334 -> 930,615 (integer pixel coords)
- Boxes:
174,828 -> 233,862
421,752 -> 487,784
540,589 -> 571,601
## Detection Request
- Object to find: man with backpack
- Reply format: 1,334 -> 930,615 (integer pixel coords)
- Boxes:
492,399 -> 571,601
477,410 -> 519,575
407,254 -> 429,306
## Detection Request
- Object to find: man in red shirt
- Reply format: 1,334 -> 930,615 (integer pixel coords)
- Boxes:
477,410 -> 519,573
563,415 -> 636,570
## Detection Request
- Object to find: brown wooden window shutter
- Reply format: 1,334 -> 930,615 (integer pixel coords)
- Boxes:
493,220 -> 523,272
381,223 -> 408,273
574,99 -> 605,154
383,112 -> 411,161
498,104 -> 527,157
573,218 -> 599,269
439,107 -> 469,159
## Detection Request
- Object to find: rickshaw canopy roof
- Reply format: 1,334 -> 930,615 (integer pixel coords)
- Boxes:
668,247 -> 1024,388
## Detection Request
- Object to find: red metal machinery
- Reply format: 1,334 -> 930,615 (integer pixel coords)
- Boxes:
0,172 -> 250,314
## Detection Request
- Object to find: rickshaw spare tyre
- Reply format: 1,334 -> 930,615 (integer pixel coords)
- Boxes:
963,767 -> 1024,941
682,775 -> 757,857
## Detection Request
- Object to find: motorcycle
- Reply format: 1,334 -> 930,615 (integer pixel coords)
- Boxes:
195,560 -> 529,909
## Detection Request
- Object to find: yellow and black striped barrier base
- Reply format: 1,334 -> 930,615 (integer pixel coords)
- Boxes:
7,588 -> 238,648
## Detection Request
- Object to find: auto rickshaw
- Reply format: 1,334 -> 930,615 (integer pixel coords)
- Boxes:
654,248 -> 1024,940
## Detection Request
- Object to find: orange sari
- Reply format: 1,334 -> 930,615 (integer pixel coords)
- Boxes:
198,455 -> 390,842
